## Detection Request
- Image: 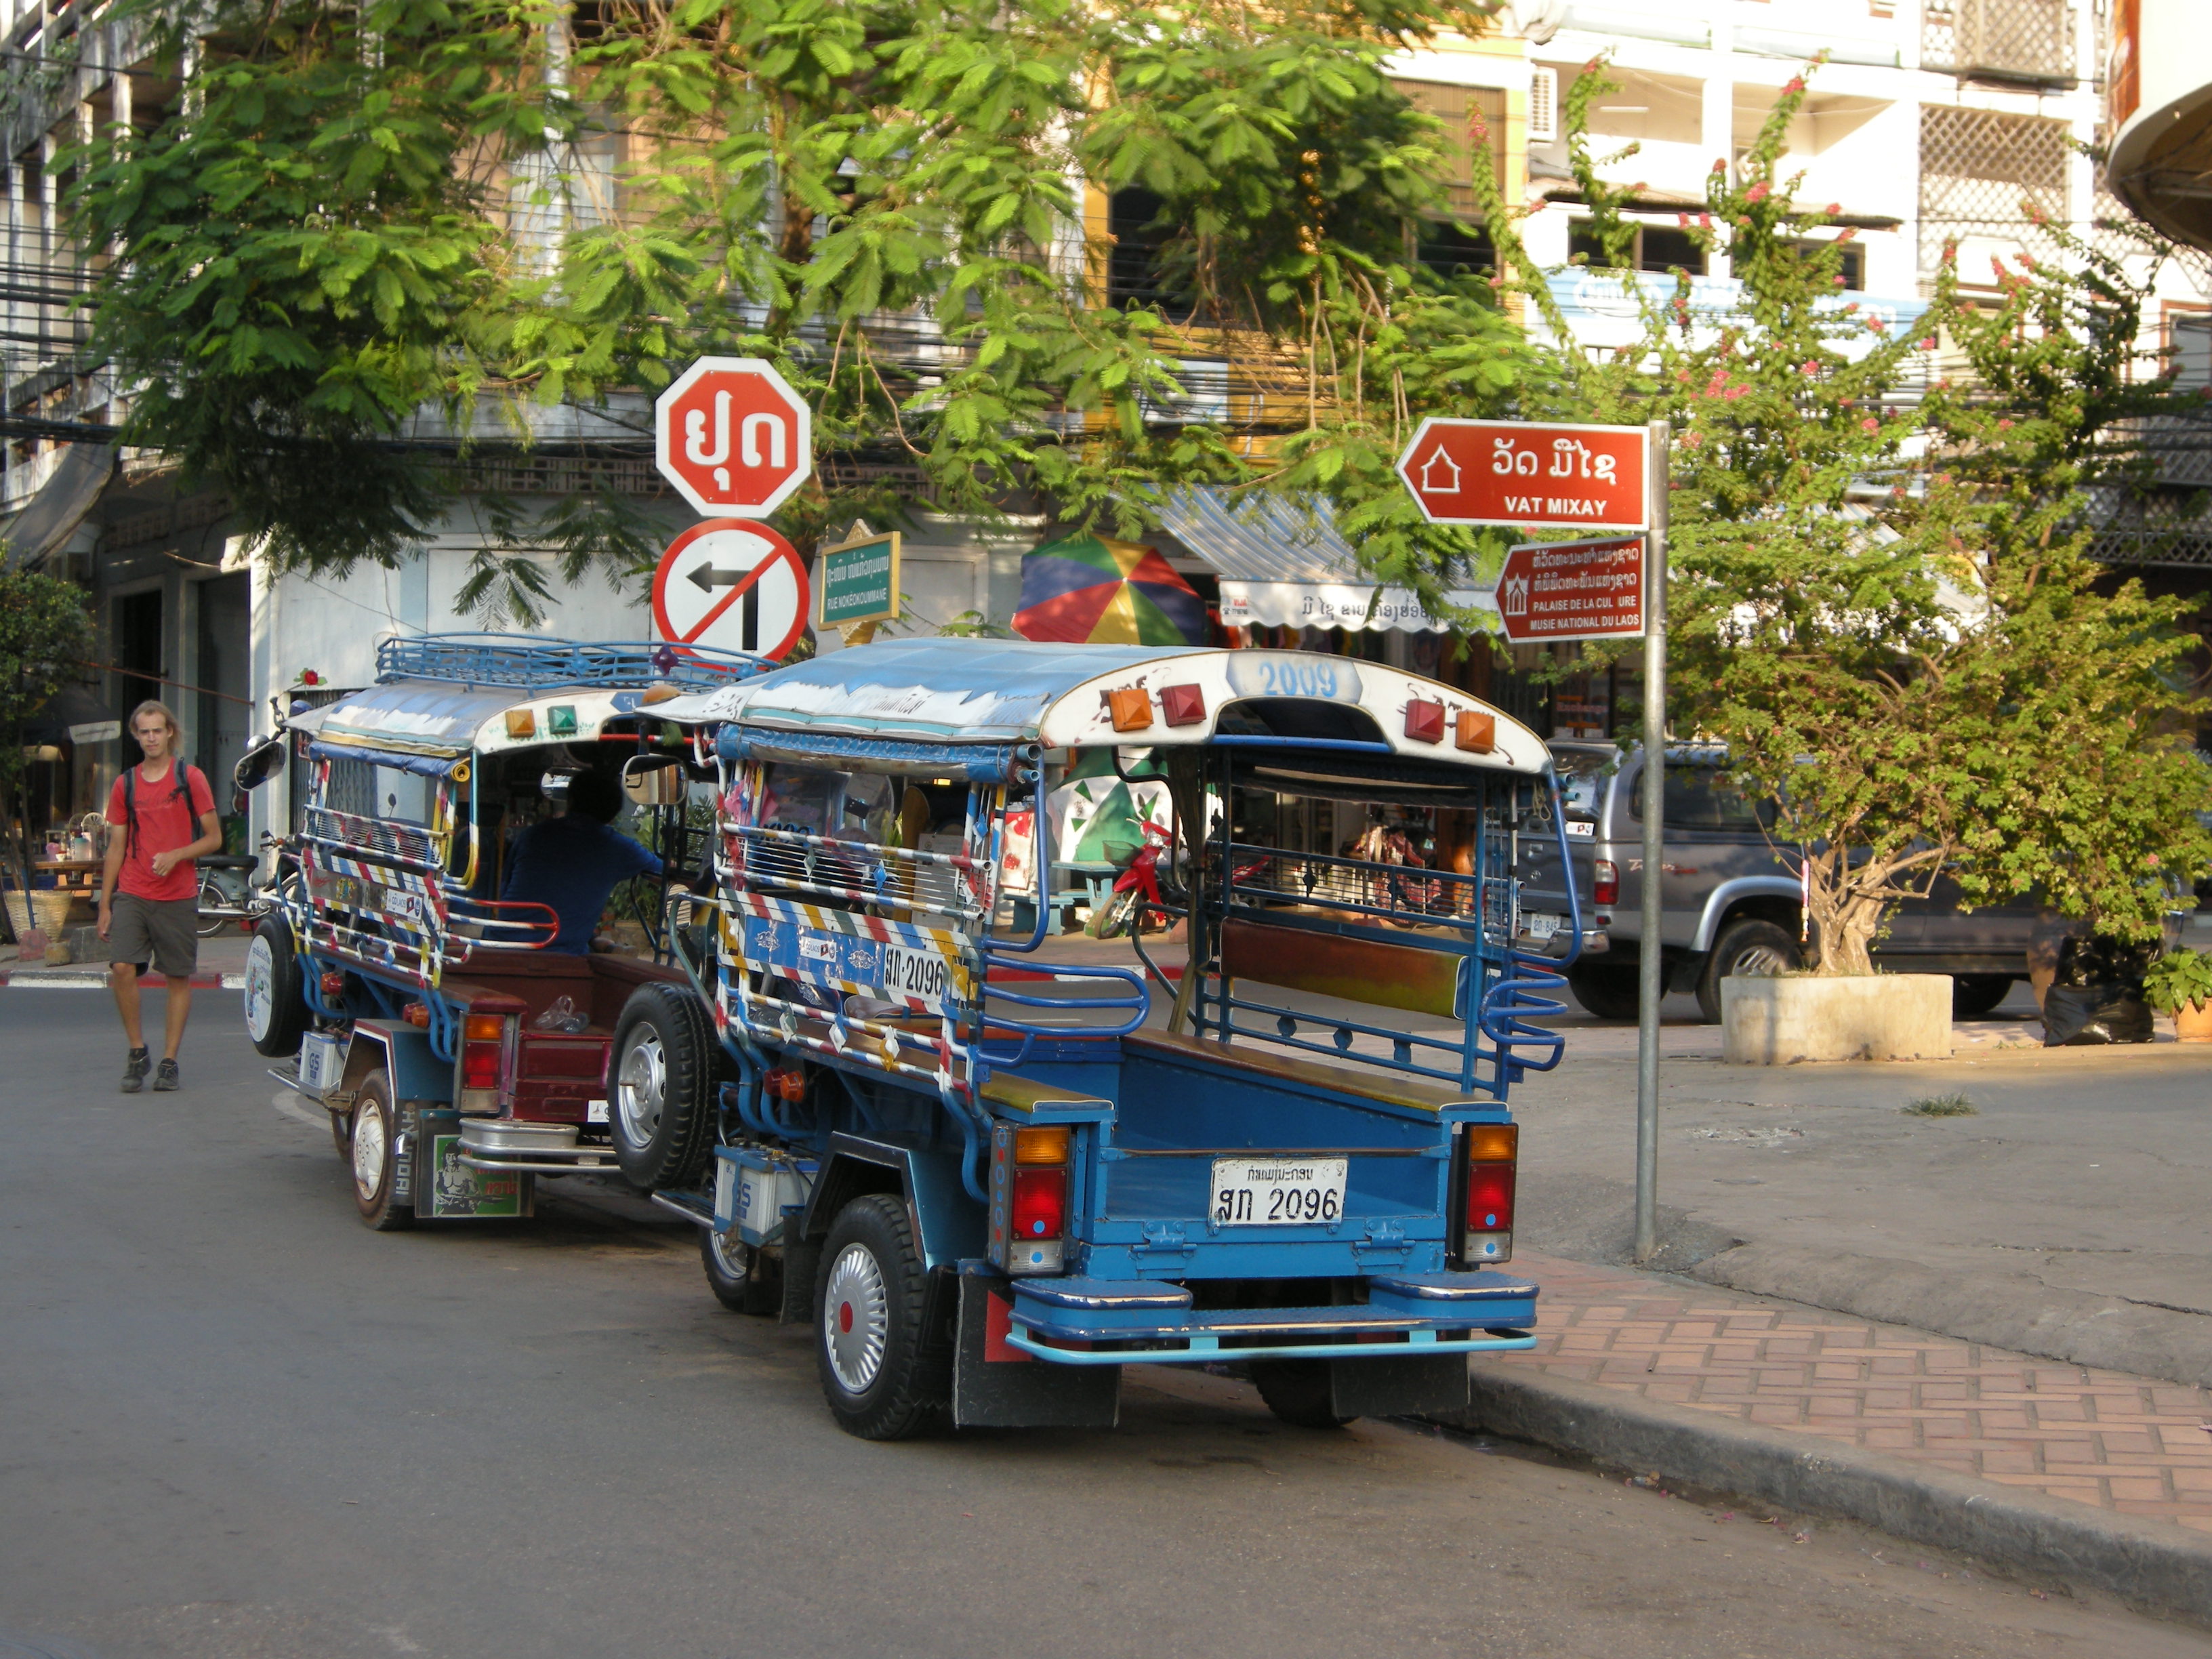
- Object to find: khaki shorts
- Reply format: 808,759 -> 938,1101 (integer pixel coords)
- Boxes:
110,893 -> 199,980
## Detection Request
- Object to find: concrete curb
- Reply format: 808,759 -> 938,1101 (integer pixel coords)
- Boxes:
0,969 -> 243,990
1692,1243 -> 2212,1391
1433,1364 -> 2212,1629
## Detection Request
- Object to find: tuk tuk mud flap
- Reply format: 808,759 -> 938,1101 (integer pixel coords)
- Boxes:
414,1109 -> 533,1219
953,1276 -> 1120,1429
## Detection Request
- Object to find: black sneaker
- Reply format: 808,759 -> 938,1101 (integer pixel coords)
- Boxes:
153,1059 -> 180,1092
121,1048 -> 150,1093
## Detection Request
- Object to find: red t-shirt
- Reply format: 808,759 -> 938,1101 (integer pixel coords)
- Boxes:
106,762 -> 216,903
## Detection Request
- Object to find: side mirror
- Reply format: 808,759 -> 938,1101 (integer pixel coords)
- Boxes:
621,752 -> 685,807
232,734 -> 285,794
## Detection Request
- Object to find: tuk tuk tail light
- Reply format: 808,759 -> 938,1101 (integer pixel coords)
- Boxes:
459,1012 -> 510,1106
1593,859 -> 1619,907
989,1121 -> 1071,1275
764,1066 -> 807,1103
1455,1122 -> 1517,1267
320,970 -> 348,1000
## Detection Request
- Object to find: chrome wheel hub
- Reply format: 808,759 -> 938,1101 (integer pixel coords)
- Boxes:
615,1032 -> 665,1147
1732,945 -> 1788,977
708,1228 -> 750,1279
822,1242 -> 890,1395
352,1101 -> 388,1201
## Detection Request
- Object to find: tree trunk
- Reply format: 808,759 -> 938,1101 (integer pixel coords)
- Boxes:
1803,847 -> 1884,976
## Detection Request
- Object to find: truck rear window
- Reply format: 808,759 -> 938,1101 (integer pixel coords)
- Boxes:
1633,764 -> 1776,832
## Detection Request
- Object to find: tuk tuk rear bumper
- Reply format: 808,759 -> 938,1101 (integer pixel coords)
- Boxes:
1003,1269 -> 1538,1366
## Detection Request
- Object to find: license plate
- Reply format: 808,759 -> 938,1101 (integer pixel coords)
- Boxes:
1210,1156 -> 1348,1227
1522,912 -> 1561,941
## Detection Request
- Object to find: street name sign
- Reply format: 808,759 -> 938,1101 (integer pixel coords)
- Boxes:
1496,535 -> 1645,645
817,528 -> 902,630
653,356 -> 813,519
651,518 -> 810,661
1395,418 -> 1648,531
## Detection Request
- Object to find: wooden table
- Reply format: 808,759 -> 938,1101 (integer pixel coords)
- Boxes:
34,859 -> 102,923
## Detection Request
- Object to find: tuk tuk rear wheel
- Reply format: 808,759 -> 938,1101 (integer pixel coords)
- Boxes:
349,1076 -> 413,1232
1251,1360 -> 1354,1429
815,1194 -> 949,1440
608,984 -> 719,1191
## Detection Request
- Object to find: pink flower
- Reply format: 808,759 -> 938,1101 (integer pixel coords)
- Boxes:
2016,252 -> 2038,272
1837,228 -> 1857,242
1712,158 -> 1728,173
1678,213 -> 1691,227
1698,213 -> 1713,229
1998,418 -> 2013,430
1825,202 -> 1841,216
1682,430 -> 1704,447
1802,361 -> 1820,375
1746,182 -> 1771,204
1784,76 -> 1806,94
1841,302 -> 1860,314
1860,417 -> 1879,432
1724,384 -> 1749,400
1736,215 -> 1753,228
1919,337 -> 1937,349
2148,853 -> 2163,868
1867,318 -> 1887,334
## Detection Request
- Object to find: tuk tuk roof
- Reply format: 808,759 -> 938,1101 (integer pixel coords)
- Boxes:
653,640 -> 1551,777
288,636 -> 761,767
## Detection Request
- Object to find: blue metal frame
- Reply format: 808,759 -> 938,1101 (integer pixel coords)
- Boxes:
377,633 -> 766,692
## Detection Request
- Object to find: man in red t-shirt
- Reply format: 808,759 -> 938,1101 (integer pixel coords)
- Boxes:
99,701 -> 222,1093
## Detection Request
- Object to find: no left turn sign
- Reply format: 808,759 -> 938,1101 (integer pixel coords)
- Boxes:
651,518 -> 811,662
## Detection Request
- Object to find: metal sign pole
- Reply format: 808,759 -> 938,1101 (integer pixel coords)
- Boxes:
1634,420 -> 1670,1263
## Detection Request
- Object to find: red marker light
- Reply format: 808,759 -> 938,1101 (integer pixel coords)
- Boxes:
1467,1160 -> 1516,1233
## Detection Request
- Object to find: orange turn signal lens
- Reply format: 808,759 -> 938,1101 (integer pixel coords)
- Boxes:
1014,1125 -> 1070,1165
1465,1122 -> 1518,1162
504,709 -> 537,740
464,1013 -> 506,1043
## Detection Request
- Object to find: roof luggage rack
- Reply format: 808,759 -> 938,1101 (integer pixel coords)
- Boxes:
377,633 -> 766,692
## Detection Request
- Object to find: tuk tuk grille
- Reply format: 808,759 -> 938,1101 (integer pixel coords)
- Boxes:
302,804 -> 448,875
726,826 -> 989,928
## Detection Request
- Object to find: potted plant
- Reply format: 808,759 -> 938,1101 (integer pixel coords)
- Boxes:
2144,947 -> 2212,1042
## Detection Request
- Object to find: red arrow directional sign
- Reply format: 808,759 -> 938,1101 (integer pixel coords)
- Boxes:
1495,535 -> 1646,645
1397,418 -> 1649,531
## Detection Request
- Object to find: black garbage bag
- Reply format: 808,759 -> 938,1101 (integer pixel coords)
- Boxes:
2042,983 -> 2155,1046
2051,934 -> 2159,987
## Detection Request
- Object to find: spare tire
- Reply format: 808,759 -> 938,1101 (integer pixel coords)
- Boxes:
245,915 -> 311,1059
608,983 -> 722,1191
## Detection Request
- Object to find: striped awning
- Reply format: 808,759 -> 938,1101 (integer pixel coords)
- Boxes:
1155,489 -> 1496,633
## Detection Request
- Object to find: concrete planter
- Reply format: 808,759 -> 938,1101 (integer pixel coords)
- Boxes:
1721,973 -> 1953,1064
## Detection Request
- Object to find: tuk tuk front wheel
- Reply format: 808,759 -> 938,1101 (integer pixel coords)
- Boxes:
349,1076 -> 414,1232
244,917 -> 310,1059
701,1226 -> 781,1315
815,1194 -> 949,1441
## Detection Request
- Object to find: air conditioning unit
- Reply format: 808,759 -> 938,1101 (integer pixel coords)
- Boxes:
1528,66 -> 1559,144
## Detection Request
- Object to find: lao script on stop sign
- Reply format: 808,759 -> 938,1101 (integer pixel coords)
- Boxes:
1498,536 -> 1645,644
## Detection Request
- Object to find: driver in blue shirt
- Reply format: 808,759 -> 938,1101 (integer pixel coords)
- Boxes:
501,769 -> 661,953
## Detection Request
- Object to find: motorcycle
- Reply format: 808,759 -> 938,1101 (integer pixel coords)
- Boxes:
1085,818 -> 1174,941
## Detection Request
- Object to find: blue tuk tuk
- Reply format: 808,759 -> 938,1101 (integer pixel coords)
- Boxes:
238,635 -> 765,1227
623,640 -> 1580,1437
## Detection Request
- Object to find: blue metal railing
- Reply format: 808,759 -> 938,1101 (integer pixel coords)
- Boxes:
377,634 -> 768,691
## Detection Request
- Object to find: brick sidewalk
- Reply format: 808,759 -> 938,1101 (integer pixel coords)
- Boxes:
1509,1250 -> 2212,1535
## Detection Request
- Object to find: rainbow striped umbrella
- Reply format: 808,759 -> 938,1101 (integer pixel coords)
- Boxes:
1011,533 -> 1208,646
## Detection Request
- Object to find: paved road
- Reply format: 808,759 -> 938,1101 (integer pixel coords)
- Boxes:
1,993 -> 2202,1659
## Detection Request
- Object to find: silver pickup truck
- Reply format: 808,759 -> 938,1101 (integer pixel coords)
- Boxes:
1551,743 -> 2042,1023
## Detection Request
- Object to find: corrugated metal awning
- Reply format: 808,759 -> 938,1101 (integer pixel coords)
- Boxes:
1155,489 -> 1496,633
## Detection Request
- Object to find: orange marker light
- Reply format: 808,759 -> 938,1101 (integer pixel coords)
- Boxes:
1015,1125 -> 1070,1164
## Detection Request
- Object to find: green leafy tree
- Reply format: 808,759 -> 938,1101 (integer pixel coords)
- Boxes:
0,571 -> 96,935
1462,61 -> 2211,970
67,0 -> 1528,622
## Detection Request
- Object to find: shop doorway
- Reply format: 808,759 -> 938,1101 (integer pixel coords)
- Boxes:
112,588 -> 164,732
194,574 -> 251,844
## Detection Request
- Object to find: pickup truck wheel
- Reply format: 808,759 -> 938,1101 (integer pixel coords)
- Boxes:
244,917 -> 310,1059
701,1226 -> 781,1315
609,984 -> 719,1191
1696,919 -> 1800,1024
349,1076 -> 414,1231
1953,975 -> 2015,1019
1251,1360 -> 1353,1429
815,1194 -> 949,1440
1568,962 -> 1641,1021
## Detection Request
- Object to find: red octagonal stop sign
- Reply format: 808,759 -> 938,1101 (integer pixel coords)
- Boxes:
655,356 -> 813,518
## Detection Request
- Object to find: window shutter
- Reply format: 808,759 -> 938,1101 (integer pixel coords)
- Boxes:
1528,67 -> 1559,144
